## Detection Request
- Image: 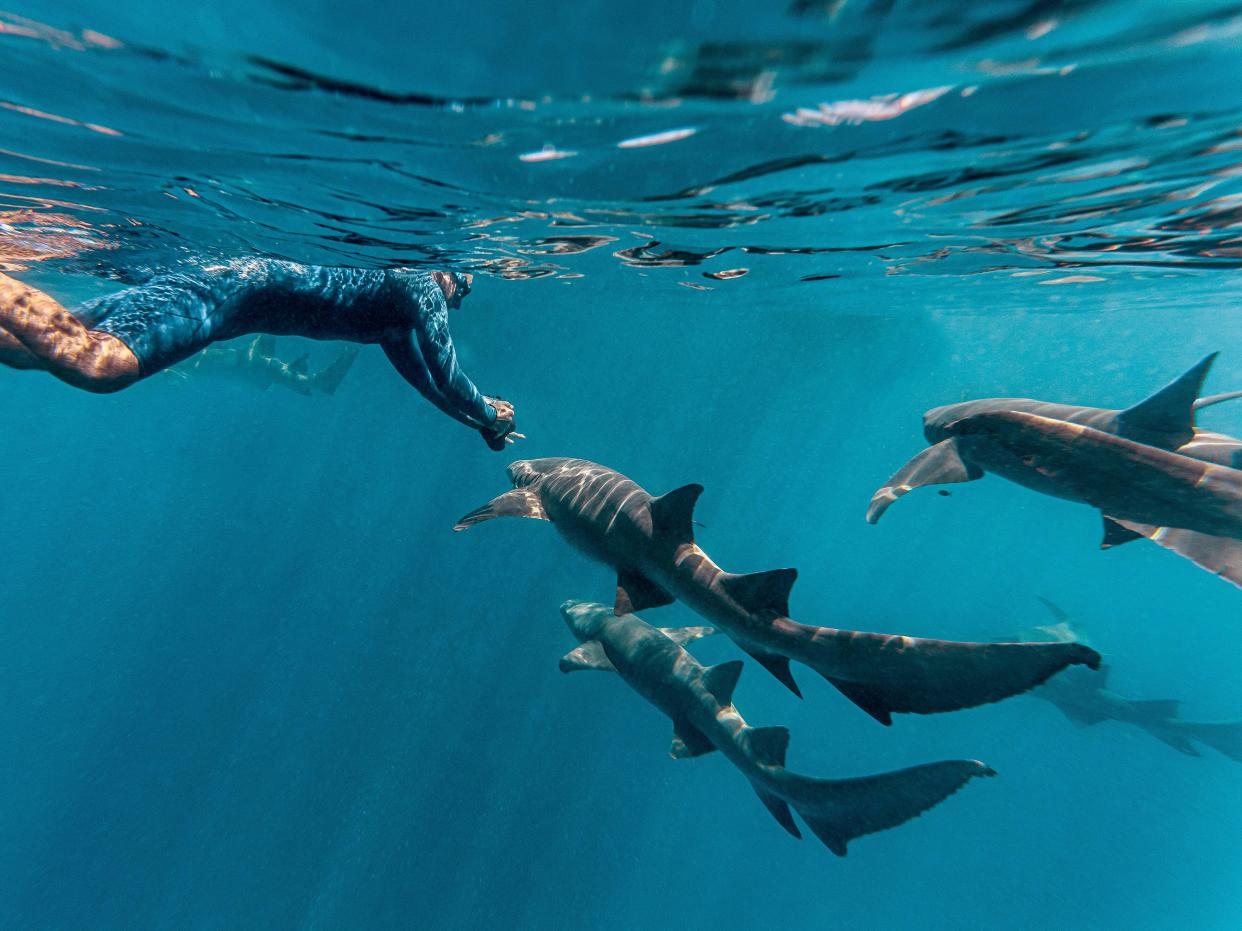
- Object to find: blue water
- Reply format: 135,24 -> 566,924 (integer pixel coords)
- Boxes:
2,2 -> 1242,928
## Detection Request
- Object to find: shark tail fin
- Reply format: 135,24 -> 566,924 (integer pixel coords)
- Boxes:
314,345 -> 360,395
1179,721 -> 1242,761
1035,596 -> 1070,624
867,438 -> 982,524
1116,353 -> 1217,447
783,759 -> 995,856
1153,731 -> 1202,757
814,631 -> 1100,724
1129,698 -> 1181,719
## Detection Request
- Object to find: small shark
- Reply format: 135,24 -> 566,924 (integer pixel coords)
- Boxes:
558,600 -> 995,856
455,457 -> 1099,724
1011,599 -> 1242,761
868,354 -> 1242,585
167,336 -> 359,396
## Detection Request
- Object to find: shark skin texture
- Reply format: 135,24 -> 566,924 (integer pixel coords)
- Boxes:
455,457 -> 1098,725
868,353 -> 1242,587
558,600 -> 995,856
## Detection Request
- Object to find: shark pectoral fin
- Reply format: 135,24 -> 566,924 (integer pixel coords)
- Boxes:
1130,699 -> 1181,719
670,718 -> 716,758
649,483 -> 703,546
1117,352 -> 1217,447
614,570 -> 675,615
866,439 -> 982,524
825,678 -> 895,726
700,660 -> 744,708
753,785 -> 801,838
1112,520 -> 1242,589
740,647 -> 802,698
291,353 -> 310,376
659,625 -> 717,646
1101,515 -> 1143,549
453,489 -> 547,531
558,641 -> 615,673
788,759 -> 995,857
719,568 -> 797,618
1154,732 -> 1201,757
744,726 -> 790,768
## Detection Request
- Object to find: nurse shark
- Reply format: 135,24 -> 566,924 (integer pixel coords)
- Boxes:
167,335 -> 359,396
455,457 -> 1098,724
867,354 -> 1242,585
557,600 -> 995,856
1011,599 -> 1242,760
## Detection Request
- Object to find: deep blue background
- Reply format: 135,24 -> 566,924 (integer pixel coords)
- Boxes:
2,1 -> 1242,928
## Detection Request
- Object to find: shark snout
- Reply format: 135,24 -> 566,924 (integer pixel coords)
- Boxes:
559,599 -> 609,640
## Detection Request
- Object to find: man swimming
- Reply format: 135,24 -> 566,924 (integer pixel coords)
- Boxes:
0,258 -> 520,449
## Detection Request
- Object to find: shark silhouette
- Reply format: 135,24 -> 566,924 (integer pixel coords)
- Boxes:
558,600 -> 995,855
868,354 -> 1242,586
456,457 -> 1098,724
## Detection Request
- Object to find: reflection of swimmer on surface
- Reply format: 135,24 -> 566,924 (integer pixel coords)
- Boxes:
0,259 -> 520,450
167,336 -> 360,397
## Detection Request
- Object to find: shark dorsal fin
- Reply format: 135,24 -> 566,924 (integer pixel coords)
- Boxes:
701,660 -> 743,707
659,625 -> 716,646
291,353 -> 310,376
670,718 -> 715,758
745,726 -> 790,768
720,568 -> 797,617
649,483 -> 703,545
1116,353 -> 1217,447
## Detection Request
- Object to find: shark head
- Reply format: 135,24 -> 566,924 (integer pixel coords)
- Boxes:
559,599 -> 612,642
922,402 -> 975,443
506,457 -> 575,488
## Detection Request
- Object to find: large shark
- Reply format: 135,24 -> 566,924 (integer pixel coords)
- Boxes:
557,600 -> 995,856
1012,599 -> 1242,760
455,458 -> 1099,724
167,336 -> 359,396
868,354 -> 1242,585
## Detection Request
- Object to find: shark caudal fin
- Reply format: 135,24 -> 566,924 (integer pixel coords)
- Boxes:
867,439 -> 983,524
778,759 -> 995,856
814,632 -> 1100,725
453,489 -> 548,531
314,345 -> 360,395
1178,721 -> 1242,762
1110,519 -> 1242,589
1115,353 -> 1217,448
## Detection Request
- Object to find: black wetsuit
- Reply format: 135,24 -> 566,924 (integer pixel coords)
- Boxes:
75,259 -> 497,431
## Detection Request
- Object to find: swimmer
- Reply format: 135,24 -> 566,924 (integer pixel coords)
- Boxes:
0,259 -> 520,449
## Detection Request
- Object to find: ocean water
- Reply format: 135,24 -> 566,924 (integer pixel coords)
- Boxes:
2,2 -> 1242,928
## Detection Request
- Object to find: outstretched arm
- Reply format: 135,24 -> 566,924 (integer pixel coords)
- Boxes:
382,328 -> 494,430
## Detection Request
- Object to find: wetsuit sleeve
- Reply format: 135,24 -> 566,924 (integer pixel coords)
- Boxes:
381,285 -> 496,430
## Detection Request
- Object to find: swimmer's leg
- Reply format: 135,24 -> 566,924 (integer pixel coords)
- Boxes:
0,272 -> 139,392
